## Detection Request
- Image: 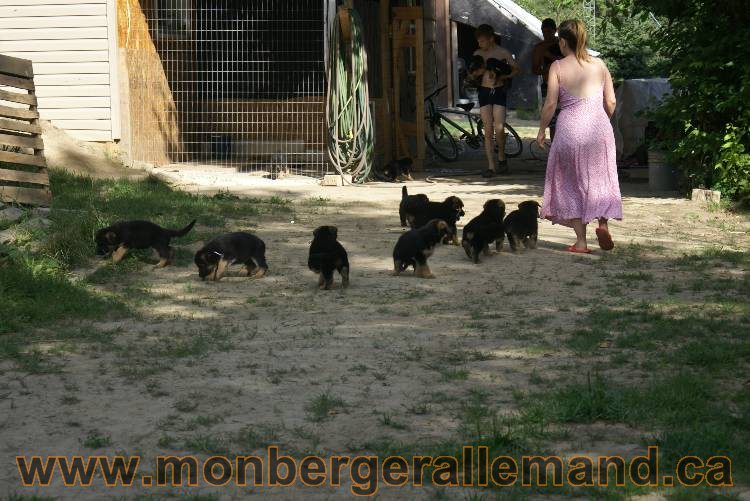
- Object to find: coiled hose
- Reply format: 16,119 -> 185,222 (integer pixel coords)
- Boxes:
326,7 -> 374,184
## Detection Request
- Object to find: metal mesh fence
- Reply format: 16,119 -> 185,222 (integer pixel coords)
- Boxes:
130,0 -> 328,177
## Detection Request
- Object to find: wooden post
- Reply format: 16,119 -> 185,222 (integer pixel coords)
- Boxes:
379,0 -> 393,164
391,7 -> 425,171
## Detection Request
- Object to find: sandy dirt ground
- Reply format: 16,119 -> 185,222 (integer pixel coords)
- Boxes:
2,163 -> 749,500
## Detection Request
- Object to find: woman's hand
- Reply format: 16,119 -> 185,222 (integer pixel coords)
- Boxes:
536,129 -> 547,149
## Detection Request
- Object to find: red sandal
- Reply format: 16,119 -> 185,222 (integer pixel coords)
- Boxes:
595,227 -> 615,251
567,245 -> 592,254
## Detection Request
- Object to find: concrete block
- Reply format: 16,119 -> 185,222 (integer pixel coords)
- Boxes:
691,189 -> 721,204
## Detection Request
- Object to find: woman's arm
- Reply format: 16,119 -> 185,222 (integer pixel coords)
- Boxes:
602,61 -> 616,118
537,61 -> 560,145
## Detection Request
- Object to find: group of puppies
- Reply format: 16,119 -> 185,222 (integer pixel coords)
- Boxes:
396,187 -> 540,277
93,187 -> 540,290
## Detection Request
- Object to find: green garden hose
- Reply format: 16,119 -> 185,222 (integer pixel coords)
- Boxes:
326,7 -> 374,184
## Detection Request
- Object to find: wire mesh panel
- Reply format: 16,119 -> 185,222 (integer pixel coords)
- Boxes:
129,0 -> 328,176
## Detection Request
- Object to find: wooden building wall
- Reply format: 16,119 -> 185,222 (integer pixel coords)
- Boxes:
0,0 -> 121,142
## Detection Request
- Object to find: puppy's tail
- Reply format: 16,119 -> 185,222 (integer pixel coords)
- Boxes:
168,219 -> 197,238
401,185 -> 408,201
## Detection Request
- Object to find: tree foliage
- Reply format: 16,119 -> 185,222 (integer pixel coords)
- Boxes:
519,0 -> 750,203
629,0 -> 750,203
515,0 -> 667,81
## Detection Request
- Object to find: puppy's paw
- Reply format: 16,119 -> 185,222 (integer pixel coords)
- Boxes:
253,268 -> 268,278
423,273 -> 436,279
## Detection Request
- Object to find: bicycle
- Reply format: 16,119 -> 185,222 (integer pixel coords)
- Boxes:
424,85 -> 523,162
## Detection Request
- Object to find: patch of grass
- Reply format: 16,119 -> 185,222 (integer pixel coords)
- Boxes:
299,196 -> 330,207
668,338 -> 750,372
81,431 -> 112,449
60,395 -> 80,405
236,424 -> 282,450
183,434 -> 229,454
522,372 -> 750,481
174,397 -> 199,413
0,253 -> 126,335
157,434 -> 177,448
613,271 -> 653,283
3,495 -> 57,501
565,328 -> 608,354
85,259 -> 144,284
43,170 -> 292,268
379,412 -> 408,430
188,415 -> 224,429
152,329 -> 232,359
0,336 -> 59,374
672,247 -> 750,270
305,391 -> 345,422
438,367 -> 470,381
406,402 -> 431,415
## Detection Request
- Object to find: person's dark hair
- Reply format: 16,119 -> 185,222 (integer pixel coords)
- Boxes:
475,24 -> 495,40
541,18 -> 556,30
558,19 -> 590,63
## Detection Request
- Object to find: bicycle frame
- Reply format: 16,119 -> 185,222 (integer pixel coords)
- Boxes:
434,107 -> 483,144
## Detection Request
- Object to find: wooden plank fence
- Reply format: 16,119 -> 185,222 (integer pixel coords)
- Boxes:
0,53 -> 51,206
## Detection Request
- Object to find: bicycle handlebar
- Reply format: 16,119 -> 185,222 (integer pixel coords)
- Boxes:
425,85 -> 447,102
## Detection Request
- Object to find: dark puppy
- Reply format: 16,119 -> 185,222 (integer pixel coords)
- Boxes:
392,219 -> 450,279
375,157 -> 414,182
194,232 -> 268,281
95,219 -> 196,267
504,201 -> 541,252
308,225 -> 350,290
406,194 -> 465,245
462,199 -> 506,263
399,186 -> 429,227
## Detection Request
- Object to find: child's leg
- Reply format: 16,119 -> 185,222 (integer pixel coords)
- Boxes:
481,104 -> 495,172
493,105 -> 507,163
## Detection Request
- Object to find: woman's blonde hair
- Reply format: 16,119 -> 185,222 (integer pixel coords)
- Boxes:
558,20 -> 591,63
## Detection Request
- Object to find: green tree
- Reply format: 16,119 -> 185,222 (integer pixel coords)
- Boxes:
627,0 -> 750,204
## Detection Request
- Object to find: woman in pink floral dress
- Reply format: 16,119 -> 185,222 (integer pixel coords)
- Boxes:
536,20 -> 622,253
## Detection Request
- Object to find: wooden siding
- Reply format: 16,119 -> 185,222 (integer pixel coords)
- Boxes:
0,0 -> 119,142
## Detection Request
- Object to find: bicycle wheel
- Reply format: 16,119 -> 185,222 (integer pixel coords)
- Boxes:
425,118 -> 459,162
530,139 -> 551,161
503,123 -> 523,158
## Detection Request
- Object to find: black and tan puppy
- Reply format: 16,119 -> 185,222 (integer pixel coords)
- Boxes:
194,232 -> 268,281
399,186 -> 429,227
504,201 -> 541,252
375,157 -> 414,182
308,225 -> 350,290
462,199 -> 506,263
95,219 -> 196,267
405,194 -> 465,245
392,219 -> 450,279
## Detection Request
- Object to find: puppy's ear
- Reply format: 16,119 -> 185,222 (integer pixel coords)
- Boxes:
313,227 -> 322,239
330,226 -> 338,239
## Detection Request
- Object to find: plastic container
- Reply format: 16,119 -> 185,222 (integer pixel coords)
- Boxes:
648,150 -> 678,191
